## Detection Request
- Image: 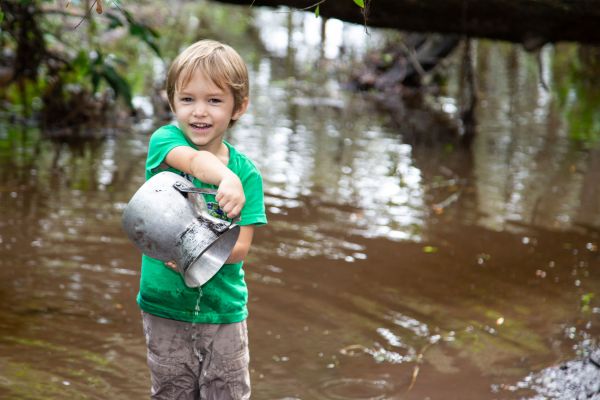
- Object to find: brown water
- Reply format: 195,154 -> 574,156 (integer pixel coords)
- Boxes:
1,31 -> 599,400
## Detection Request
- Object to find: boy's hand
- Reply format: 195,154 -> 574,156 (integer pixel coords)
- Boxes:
166,148 -> 245,218
165,260 -> 178,271
216,172 -> 245,219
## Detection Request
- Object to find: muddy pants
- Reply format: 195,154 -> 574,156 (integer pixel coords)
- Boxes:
142,312 -> 251,400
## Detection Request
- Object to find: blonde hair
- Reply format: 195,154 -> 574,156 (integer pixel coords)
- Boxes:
166,40 -> 249,116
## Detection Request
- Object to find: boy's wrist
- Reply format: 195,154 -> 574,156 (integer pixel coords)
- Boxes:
220,169 -> 238,184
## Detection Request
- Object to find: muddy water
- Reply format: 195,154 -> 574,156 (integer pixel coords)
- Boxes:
1,35 -> 600,400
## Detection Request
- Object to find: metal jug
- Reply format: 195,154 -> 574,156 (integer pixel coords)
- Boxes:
121,171 -> 240,287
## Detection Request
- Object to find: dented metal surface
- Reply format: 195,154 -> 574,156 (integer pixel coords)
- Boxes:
121,171 -> 240,287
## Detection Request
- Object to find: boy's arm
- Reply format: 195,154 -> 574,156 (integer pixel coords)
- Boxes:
226,226 -> 254,264
165,146 -> 245,218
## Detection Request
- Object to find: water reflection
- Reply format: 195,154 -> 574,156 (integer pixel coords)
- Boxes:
469,43 -> 600,233
1,4 -> 600,400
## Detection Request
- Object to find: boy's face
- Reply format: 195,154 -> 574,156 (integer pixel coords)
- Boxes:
173,70 -> 247,152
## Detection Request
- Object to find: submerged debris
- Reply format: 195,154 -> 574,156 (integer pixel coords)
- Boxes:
348,33 -> 460,92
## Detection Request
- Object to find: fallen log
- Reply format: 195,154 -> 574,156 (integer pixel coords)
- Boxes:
212,0 -> 600,47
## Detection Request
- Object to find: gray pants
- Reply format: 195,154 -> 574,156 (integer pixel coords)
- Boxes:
142,312 -> 251,400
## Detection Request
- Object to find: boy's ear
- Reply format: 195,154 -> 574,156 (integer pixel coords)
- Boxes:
232,97 -> 249,121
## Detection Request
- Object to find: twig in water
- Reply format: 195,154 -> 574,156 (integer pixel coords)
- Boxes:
432,191 -> 461,215
407,342 -> 433,392
408,365 -> 420,391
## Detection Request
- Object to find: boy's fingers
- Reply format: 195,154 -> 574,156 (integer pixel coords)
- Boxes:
226,206 -> 239,219
165,261 -> 178,271
219,198 -> 244,212
228,206 -> 241,219
221,203 -> 237,218
218,199 -> 239,219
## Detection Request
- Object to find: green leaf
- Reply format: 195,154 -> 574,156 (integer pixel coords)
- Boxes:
69,51 -> 91,82
90,51 -> 104,93
101,64 -> 133,109
315,4 -> 320,18
128,23 -> 161,57
423,246 -> 438,254
105,12 -> 124,30
122,9 -> 161,57
581,293 -> 594,305
353,0 -> 365,8
581,292 -> 595,313
0,10 -> 4,24
91,71 -> 101,93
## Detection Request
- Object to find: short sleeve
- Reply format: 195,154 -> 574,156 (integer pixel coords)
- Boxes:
145,125 -> 194,179
239,169 -> 267,227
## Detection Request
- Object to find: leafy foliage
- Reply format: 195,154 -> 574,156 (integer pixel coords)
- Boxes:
553,45 -> 600,146
310,0 -> 365,18
106,8 -> 161,58
0,0 -> 161,128
90,51 -> 133,108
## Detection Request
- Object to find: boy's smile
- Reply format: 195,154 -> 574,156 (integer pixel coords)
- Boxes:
173,71 -> 246,154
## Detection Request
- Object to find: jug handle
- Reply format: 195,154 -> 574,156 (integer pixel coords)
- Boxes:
173,182 -> 218,197
172,182 -> 241,227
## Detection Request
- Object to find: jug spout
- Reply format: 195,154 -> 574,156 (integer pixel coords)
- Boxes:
180,224 -> 240,287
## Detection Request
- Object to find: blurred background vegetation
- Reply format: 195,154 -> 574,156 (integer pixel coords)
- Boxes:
1,0 -> 599,146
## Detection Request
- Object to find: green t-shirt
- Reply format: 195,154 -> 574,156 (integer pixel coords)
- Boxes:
136,124 -> 267,323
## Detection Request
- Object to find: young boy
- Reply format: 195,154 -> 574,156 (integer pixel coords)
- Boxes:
137,39 -> 267,400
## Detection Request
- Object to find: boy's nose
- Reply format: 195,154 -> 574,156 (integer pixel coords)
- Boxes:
192,103 -> 207,117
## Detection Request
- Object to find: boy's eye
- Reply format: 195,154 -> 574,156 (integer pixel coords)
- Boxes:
180,97 -> 193,103
209,98 -> 223,104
